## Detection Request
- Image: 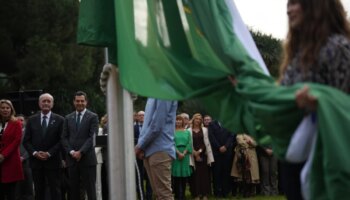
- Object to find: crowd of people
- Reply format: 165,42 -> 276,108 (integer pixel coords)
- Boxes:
0,91 -> 105,200
0,0 -> 349,199
133,110 -> 279,200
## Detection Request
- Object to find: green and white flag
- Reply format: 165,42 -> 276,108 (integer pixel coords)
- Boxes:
77,0 -> 350,199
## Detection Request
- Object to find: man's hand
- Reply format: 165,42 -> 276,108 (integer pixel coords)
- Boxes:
296,85 -> 317,111
39,151 -> 50,160
135,146 -> 145,160
228,75 -> 238,86
72,151 -> 82,162
34,151 -> 47,161
265,148 -> 273,156
219,146 -> 227,153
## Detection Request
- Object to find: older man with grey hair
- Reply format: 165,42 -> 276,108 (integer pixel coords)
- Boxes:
24,93 -> 64,200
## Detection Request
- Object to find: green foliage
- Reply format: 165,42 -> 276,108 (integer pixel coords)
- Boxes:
250,30 -> 283,78
0,0 -> 105,116
133,96 -> 147,112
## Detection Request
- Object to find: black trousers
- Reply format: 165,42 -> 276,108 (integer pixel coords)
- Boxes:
173,177 -> 187,200
0,182 -> 17,200
68,164 -> 96,200
101,162 -> 108,200
212,153 -> 233,197
16,160 -> 34,200
135,159 -> 152,200
32,168 -> 62,200
280,162 -> 304,200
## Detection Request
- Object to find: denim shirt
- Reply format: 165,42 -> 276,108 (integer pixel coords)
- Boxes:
137,98 -> 177,159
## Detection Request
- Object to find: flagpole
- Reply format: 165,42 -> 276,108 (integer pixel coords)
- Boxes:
103,48 -> 136,200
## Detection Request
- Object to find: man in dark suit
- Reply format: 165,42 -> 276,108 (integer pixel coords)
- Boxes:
134,111 -> 152,200
24,93 -> 64,200
208,120 -> 235,198
61,91 -> 98,200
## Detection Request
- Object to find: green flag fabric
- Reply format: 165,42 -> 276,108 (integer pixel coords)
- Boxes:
77,0 -> 350,199
77,0 -> 117,64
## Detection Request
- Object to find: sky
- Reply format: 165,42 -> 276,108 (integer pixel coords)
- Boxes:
234,0 -> 350,39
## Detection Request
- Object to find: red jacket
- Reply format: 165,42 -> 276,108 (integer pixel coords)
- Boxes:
0,120 -> 24,183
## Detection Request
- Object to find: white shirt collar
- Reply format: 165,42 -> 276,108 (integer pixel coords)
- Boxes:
41,111 -> 52,120
76,109 -> 87,117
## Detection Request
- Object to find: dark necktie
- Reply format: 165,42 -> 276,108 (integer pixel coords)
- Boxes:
139,124 -> 142,133
42,116 -> 48,135
76,112 -> 82,129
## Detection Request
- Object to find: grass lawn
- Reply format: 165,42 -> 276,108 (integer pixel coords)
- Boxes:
206,195 -> 287,200
183,189 -> 286,200
183,195 -> 286,200
183,190 -> 286,200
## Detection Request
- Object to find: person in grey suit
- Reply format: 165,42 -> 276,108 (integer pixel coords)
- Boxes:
61,91 -> 98,200
23,93 -> 64,200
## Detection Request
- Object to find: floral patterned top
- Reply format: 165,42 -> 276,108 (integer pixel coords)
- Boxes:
281,34 -> 350,94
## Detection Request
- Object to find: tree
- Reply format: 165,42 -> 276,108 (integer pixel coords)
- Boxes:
250,30 -> 283,78
0,0 -> 105,116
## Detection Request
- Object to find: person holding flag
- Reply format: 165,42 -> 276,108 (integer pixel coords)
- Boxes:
135,98 -> 178,200
279,0 -> 350,199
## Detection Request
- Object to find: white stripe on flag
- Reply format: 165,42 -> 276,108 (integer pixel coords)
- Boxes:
225,0 -> 270,75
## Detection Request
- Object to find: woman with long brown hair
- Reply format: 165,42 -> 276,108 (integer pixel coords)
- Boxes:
279,0 -> 350,199
0,99 -> 24,200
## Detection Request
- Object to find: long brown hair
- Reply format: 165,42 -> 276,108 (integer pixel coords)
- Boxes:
279,0 -> 350,80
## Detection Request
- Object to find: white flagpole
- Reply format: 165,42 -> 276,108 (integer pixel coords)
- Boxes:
102,48 -> 136,200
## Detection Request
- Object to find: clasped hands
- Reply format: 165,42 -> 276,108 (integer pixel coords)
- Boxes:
176,150 -> 187,161
193,149 -> 203,162
34,151 -> 50,161
71,151 -> 82,161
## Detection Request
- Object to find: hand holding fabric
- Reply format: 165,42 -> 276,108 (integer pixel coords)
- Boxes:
296,85 -> 317,111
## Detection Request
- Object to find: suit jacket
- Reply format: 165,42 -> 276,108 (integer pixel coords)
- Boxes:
20,128 -> 29,160
208,120 -> 235,156
133,123 -> 142,146
0,120 -> 24,183
61,110 -> 98,167
24,112 -> 64,169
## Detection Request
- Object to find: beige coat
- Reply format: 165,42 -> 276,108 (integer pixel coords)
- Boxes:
188,127 -> 214,168
231,134 -> 259,183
